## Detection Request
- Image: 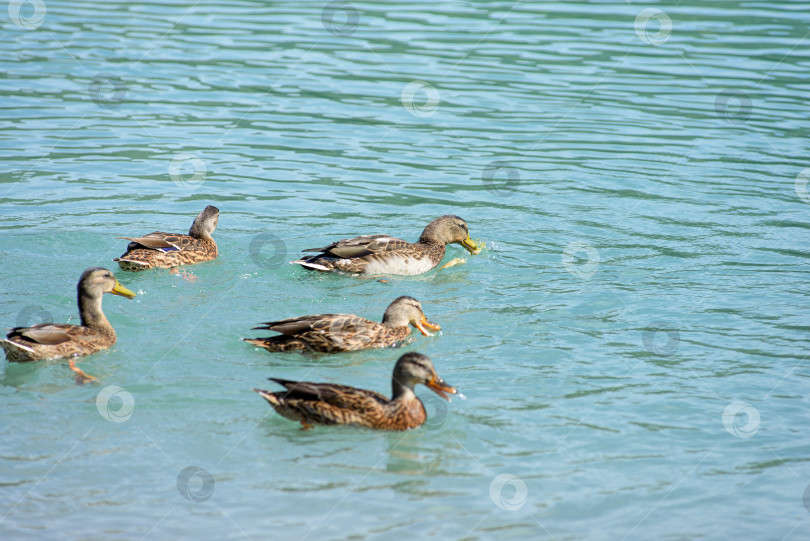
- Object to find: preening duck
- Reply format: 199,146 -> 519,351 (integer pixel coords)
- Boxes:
114,205 -> 219,271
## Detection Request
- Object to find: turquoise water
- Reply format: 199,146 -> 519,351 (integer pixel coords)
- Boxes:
2,0 -> 809,539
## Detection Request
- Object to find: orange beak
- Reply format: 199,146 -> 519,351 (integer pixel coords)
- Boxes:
414,314 -> 441,336
426,374 -> 457,401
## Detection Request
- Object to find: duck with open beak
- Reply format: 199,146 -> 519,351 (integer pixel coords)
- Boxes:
415,313 -> 441,336
243,296 -> 441,353
425,373 -> 456,401
461,235 -> 480,255
253,353 -> 458,430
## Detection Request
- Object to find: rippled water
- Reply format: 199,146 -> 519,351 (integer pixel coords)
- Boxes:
2,1 -> 809,539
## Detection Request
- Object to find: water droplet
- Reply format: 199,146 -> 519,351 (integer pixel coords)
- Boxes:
457,392 -> 466,400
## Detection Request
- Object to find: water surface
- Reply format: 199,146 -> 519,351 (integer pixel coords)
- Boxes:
1,1 -> 809,539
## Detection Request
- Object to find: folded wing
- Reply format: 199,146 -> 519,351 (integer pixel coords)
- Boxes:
302,235 -> 410,258
9,323 -> 75,345
117,232 -> 183,252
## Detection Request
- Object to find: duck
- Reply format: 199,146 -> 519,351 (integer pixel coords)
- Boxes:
291,215 -> 479,276
1,268 -> 136,375
253,352 -> 457,430
242,296 -> 440,353
114,205 -> 219,271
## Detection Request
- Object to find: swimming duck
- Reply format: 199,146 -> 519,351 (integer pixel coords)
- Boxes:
1,268 -> 136,367
114,205 -> 219,271
242,296 -> 440,353
291,215 -> 479,276
253,352 -> 457,430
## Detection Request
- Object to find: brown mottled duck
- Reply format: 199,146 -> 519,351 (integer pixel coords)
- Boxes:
1,268 -> 136,378
291,215 -> 479,276
253,352 -> 457,430
114,205 -> 219,271
242,296 -> 440,353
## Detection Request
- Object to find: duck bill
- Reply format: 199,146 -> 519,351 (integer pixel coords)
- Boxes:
426,374 -> 457,401
415,315 -> 441,336
461,235 -> 479,254
111,279 -> 136,299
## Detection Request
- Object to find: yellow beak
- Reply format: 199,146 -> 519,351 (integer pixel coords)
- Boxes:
111,279 -> 136,299
461,235 -> 479,255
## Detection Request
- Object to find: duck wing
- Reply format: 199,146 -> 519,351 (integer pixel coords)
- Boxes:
269,378 -> 389,406
253,314 -> 380,337
248,314 -> 387,352
252,314 -> 355,335
117,232 -> 184,252
8,323 -> 76,345
302,235 -> 410,258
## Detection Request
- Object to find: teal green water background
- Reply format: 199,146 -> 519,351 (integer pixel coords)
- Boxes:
2,1 -> 809,539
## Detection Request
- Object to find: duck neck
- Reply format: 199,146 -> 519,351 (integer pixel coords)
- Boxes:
78,289 -> 114,336
418,233 -> 443,247
417,236 -> 446,263
391,378 -> 417,401
188,221 -> 212,240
